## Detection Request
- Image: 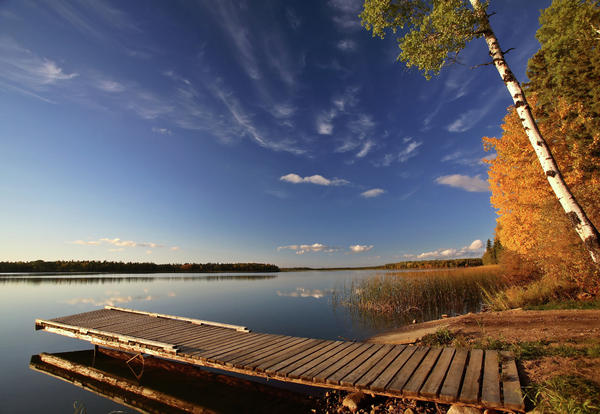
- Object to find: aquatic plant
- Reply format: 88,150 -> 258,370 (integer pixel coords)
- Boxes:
333,266 -> 502,323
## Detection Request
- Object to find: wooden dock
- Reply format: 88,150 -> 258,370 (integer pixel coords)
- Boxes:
35,306 -> 524,412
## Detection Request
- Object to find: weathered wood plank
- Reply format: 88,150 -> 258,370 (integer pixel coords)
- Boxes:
500,351 -> 525,411
179,331 -> 245,351
313,343 -> 374,383
385,347 -> 429,393
227,337 -> 309,368
253,339 -> 325,372
369,345 -> 417,392
204,334 -> 289,361
339,344 -> 394,387
197,334 -> 277,359
292,342 -> 358,380
186,333 -> 268,357
168,327 -> 238,345
264,341 -> 336,375
327,344 -> 385,385
403,347 -> 443,397
353,345 -> 406,389
420,347 -> 455,399
481,350 -> 502,408
438,348 -> 468,403
459,349 -> 483,405
277,341 -> 346,377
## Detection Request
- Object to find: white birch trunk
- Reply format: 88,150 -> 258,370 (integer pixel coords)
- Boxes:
469,0 -> 600,266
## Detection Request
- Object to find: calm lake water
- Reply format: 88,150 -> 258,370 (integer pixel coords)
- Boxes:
0,270 -> 441,413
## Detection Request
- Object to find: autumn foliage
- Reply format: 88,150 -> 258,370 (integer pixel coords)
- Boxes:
483,97 -> 600,293
481,0 -> 600,295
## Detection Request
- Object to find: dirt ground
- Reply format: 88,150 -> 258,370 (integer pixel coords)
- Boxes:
368,309 -> 600,385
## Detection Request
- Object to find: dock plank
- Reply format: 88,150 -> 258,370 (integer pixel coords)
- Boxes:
403,347 -> 443,397
280,341 -> 348,378
460,349 -> 484,405
253,339 -> 325,372
296,342 -> 362,381
328,344 -> 385,386
481,350 -> 502,408
420,347 -> 455,399
339,344 -> 394,387
500,351 -> 525,411
227,337 -> 308,367
313,343 -> 375,383
353,345 -> 406,389
439,348 -> 468,402
369,345 -> 417,392
264,341 -> 335,375
386,347 -> 429,393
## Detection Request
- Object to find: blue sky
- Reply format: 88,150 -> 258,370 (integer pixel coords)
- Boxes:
0,0 -> 551,267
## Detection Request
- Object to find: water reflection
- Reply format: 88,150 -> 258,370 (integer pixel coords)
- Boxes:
30,349 -> 314,414
0,274 -> 277,285
276,287 -> 333,299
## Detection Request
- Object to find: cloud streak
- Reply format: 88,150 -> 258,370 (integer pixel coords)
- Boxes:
404,239 -> 484,260
71,237 -> 180,251
360,188 -> 385,198
435,174 -> 489,192
280,173 -> 350,186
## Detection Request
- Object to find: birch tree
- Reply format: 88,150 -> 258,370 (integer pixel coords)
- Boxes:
360,0 -> 600,266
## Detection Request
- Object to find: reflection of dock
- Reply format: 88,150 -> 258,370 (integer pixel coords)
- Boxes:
30,349 -> 311,413
36,306 -> 524,412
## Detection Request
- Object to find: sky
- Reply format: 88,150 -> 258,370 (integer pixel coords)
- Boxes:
0,0 -> 552,267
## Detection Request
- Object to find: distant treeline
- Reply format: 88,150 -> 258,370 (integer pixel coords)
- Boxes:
382,258 -> 483,269
281,258 -> 483,272
0,260 -> 280,274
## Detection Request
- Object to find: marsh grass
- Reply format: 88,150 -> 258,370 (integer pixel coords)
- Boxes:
529,375 -> 600,414
332,266 -> 502,323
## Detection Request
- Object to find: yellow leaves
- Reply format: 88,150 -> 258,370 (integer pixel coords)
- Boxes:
485,95 -> 600,287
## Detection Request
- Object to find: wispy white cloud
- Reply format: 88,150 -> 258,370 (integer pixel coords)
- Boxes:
398,138 -> 422,162
376,137 -> 422,166
71,237 -> 180,250
441,150 -> 494,167
337,39 -> 357,51
277,243 -> 340,255
280,173 -> 350,186
349,244 -> 373,253
435,174 -> 489,192
316,109 -> 336,135
0,37 -> 78,101
403,239 -> 484,260
285,7 -> 301,29
328,0 -> 362,31
209,2 -> 260,80
360,188 -> 385,198
356,140 -> 375,158
95,79 -> 124,92
152,127 -> 172,135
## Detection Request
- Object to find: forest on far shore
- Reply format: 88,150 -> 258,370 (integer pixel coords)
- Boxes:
0,260 -> 280,274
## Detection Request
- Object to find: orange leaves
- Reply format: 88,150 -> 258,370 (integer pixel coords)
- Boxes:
484,96 -> 600,290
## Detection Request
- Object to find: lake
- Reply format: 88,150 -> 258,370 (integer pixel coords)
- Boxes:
0,270 -> 438,413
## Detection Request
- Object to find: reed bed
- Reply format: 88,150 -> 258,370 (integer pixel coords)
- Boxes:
333,266 -> 503,323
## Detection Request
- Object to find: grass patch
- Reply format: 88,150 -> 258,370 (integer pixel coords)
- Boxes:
483,277 -> 580,311
333,266 -> 502,322
420,327 -> 455,347
524,298 -> 600,310
529,375 -> 600,414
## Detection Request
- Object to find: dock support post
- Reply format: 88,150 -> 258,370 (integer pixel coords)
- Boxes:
126,353 -> 145,381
